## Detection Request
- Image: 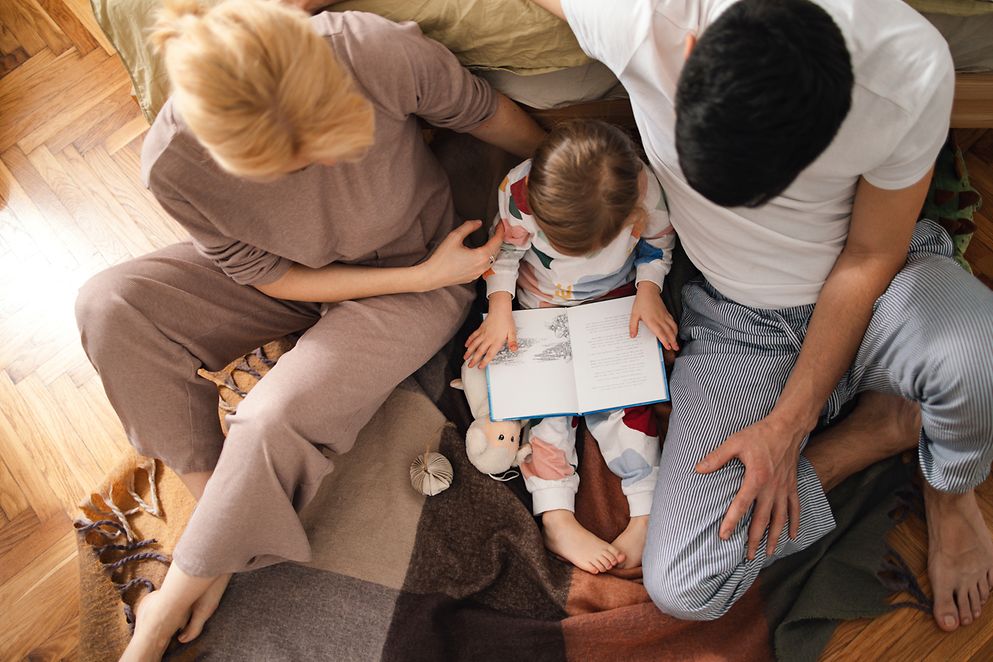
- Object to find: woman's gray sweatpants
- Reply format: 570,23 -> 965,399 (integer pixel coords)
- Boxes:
643,220 -> 993,620
75,242 -> 473,577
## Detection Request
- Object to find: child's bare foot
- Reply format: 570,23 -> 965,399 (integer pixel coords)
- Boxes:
611,515 -> 649,569
542,509 -> 625,574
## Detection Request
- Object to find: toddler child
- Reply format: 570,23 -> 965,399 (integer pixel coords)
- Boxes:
464,120 -> 677,573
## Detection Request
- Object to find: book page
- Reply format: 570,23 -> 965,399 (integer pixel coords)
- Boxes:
567,296 -> 669,414
486,307 -> 580,421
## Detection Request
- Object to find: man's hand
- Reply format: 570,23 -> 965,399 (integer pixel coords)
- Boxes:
696,413 -> 804,560
465,292 -> 517,369
629,282 -> 679,351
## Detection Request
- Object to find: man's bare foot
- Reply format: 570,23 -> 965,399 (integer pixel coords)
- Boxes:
611,515 -> 649,569
120,573 -> 231,661
805,391 -> 921,492
542,510 -> 625,574
925,484 -> 993,632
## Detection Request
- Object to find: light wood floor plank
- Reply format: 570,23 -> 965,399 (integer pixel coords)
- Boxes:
0,372 -> 88,515
0,534 -> 79,660
0,48 -> 109,152
85,144 -> 188,246
36,0 -> 101,55
43,78 -> 133,154
60,0 -> 116,55
0,148 -> 101,271
26,144 -> 132,265
17,375 -> 109,491
105,114 -> 151,156
0,510 -> 70,586
0,454 -> 31,520
14,51 -> 129,154
48,374 -> 130,476
57,145 -> 159,257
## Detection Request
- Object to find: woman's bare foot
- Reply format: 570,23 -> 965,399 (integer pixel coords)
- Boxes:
120,572 -> 231,661
611,515 -> 649,569
542,509 -> 625,574
805,391 -> 920,492
120,589 -> 191,662
924,484 -> 993,632
177,573 -> 232,643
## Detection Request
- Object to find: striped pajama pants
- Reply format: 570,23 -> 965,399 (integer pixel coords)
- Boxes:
642,220 -> 993,620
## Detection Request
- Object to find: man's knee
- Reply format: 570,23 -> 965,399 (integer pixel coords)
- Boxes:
642,550 -> 734,621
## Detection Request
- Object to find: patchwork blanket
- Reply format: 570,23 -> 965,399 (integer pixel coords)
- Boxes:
75,338 -> 918,662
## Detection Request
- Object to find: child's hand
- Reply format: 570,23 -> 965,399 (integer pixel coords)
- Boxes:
465,293 -> 517,369
630,282 -> 680,351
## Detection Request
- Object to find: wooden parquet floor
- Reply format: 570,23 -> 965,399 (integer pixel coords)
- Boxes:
0,1 -> 991,659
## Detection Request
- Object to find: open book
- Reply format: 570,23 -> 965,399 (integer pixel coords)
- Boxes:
486,296 -> 669,421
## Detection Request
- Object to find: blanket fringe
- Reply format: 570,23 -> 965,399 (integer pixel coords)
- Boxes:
76,458 -> 171,635
879,477 -> 932,614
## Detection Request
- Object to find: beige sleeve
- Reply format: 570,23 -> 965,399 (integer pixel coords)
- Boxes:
153,192 -> 293,287
337,13 -> 499,131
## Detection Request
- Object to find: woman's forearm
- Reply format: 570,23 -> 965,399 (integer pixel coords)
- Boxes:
255,262 -> 432,303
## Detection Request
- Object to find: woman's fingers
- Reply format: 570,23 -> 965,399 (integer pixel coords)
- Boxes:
480,223 -> 505,256
629,313 -> 641,338
507,326 -> 518,353
449,219 -> 483,244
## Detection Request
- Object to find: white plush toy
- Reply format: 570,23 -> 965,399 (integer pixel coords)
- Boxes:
451,360 -> 532,476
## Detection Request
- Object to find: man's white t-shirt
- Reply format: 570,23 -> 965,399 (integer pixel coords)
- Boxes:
560,0 -> 955,309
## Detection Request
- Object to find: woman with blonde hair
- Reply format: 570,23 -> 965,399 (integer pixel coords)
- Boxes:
75,0 -> 544,657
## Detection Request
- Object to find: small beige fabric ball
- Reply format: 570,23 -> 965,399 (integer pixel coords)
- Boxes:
410,451 -> 453,496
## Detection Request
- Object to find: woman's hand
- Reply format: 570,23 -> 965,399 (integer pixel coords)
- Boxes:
465,292 -> 516,369
417,221 -> 504,291
629,282 -> 679,351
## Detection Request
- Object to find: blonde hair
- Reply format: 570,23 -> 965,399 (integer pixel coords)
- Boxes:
151,0 -> 374,179
528,120 -> 644,256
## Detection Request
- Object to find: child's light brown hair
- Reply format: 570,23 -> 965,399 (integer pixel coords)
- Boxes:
528,120 -> 644,256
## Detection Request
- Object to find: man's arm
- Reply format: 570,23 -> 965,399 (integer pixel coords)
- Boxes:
697,169 -> 933,559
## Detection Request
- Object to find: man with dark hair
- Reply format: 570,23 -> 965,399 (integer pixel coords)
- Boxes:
674,0 -> 854,207
531,0 -> 993,633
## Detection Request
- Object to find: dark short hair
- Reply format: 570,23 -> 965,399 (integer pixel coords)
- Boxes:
675,0 -> 853,208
